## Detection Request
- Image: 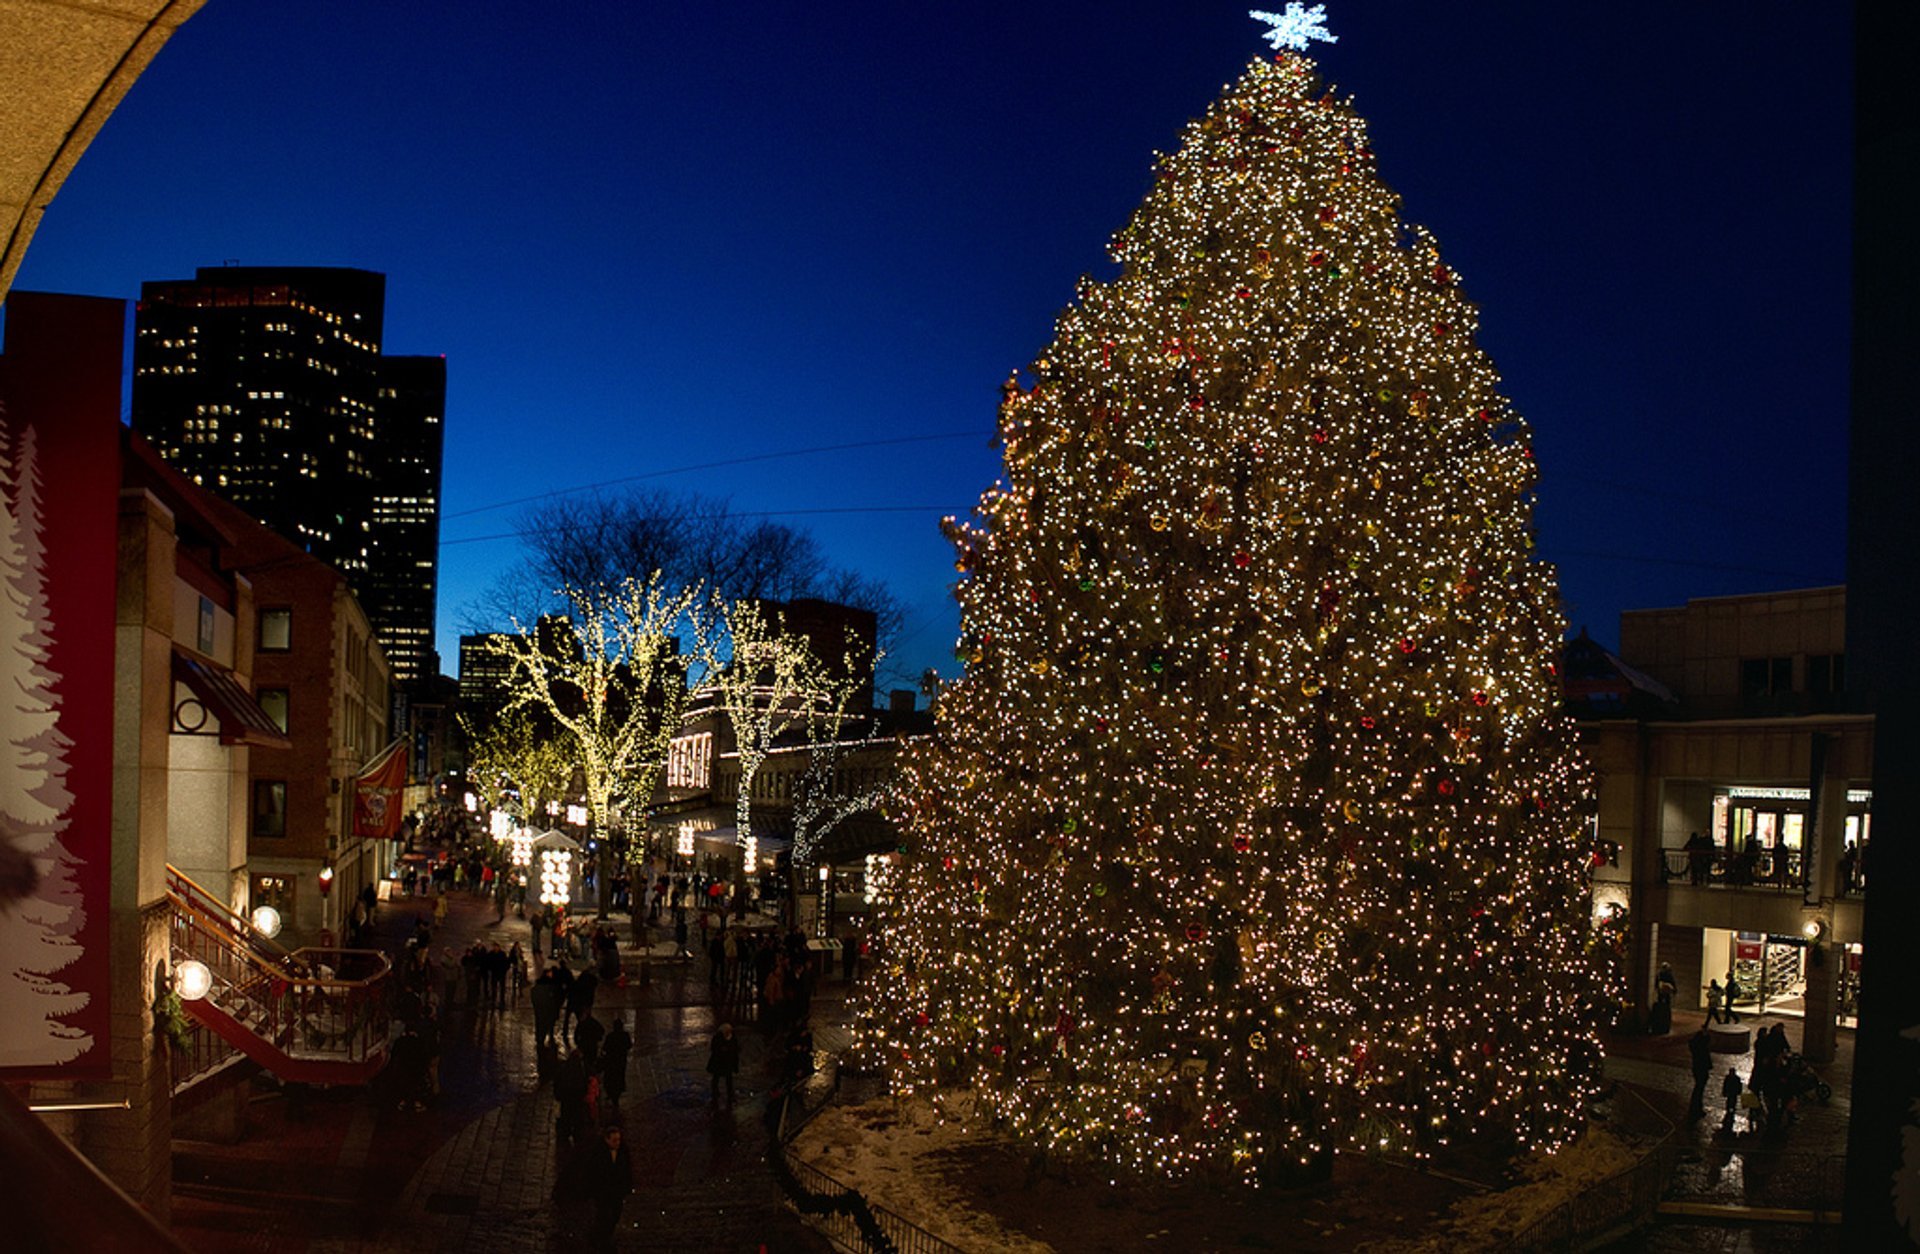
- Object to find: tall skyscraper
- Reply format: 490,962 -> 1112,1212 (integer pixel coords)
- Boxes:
369,355 -> 445,683
131,265 -> 445,684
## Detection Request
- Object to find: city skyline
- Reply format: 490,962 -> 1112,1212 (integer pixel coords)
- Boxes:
10,3 -> 1852,691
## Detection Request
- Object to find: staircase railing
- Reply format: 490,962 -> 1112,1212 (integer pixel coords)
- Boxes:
165,864 -> 392,1088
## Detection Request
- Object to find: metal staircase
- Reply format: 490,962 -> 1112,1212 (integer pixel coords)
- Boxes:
166,865 -> 392,1090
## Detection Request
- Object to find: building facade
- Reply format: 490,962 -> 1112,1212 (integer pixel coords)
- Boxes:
1576,586 -> 1868,1063
186,480 -> 394,944
129,265 -> 445,687
5,289 -> 288,1215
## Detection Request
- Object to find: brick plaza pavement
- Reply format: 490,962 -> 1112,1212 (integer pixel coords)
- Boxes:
1596,1007 -> 1853,1253
169,877 -> 835,1253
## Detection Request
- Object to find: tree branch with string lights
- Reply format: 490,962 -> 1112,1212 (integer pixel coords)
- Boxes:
853,5 -> 1606,1188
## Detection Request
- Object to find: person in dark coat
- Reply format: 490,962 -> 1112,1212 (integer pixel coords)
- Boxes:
531,967 -> 563,1049
1687,1026 -> 1712,1119
583,1124 -> 632,1246
600,1017 -> 632,1106
1650,963 -> 1677,1035
566,968 -> 598,1043
1720,1068 -> 1745,1134
386,1022 -> 431,1111
575,1011 -> 606,1074
554,1048 -> 591,1145
707,1022 -> 740,1106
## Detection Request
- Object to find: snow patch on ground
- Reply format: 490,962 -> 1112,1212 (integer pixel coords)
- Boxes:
791,1097 -> 1055,1253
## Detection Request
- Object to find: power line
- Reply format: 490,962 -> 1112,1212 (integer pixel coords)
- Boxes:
441,504 -> 972,548
442,430 -> 992,521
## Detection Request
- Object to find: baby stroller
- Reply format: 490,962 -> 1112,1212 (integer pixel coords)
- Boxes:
1777,1052 -> 1832,1104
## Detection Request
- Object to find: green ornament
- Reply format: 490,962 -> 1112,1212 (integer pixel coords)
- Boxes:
1062,817 -> 1078,833
1078,578 -> 1095,592
1093,882 -> 1108,898
1144,437 -> 1158,451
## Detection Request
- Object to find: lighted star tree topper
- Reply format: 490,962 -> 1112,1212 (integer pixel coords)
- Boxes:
852,11 -> 1608,1188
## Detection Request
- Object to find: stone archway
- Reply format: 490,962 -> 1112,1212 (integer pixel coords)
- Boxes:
0,0 -> 206,300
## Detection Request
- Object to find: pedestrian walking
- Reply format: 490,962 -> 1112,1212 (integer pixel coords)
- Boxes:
567,968 -> 598,1042
1706,979 -> 1724,1024
1720,1068 -> 1744,1134
385,1021 -> 431,1111
1650,963 -> 1677,1034
508,941 -> 527,1000
555,1123 -> 632,1250
1723,971 -> 1743,1023
554,1048 -> 591,1145
708,1022 -> 740,1107
531,967 -> 562,1049
1687,1025 -> 1712,1119
601,1017 -> 631,1106
575,1011 -> 606,1074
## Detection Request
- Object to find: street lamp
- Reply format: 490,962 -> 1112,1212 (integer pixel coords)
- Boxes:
251,905 -> 282,939
174,960 -> 213,1002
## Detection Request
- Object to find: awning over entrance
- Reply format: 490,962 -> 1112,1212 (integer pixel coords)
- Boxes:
171,646 -> 291,748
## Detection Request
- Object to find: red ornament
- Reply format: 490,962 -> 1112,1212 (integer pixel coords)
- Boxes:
1311,428 -> 1328,444
1433,264 -> 1452,284
1437,778 -> 1457,796
1236,287 -> 1254,299
1397,637 -> 1416,654
915,1011 -> 931,1027
1471,690 -> 1489,707
991,1044 -> 1005,1057
1360,715 -> 1376,730
1318,205 -> 1338,223
1185,922 -> 1208,943
1432,323 -> 1451,338
1308,250 -> 1328,267
942,856 -> 953,870
1232,832 -> 1251,852
1233,551 -> 1252,569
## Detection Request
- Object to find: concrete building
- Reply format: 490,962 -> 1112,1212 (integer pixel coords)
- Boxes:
1576,586 -> 1868,1064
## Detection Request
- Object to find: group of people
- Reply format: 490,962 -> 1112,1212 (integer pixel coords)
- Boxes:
1704,1024 -> 1821,1135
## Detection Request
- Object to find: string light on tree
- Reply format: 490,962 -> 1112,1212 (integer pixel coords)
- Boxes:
852,6 -> 1606,1189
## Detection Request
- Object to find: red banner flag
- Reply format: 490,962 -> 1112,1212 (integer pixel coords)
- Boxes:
352,740 -> 409,840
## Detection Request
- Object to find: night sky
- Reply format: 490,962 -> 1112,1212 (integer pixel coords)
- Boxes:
13,3 -> 1852,693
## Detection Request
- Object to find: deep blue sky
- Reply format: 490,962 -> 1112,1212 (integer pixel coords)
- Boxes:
15,3 -> 1852,693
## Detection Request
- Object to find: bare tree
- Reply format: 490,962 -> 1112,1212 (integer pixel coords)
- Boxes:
489,489 -> 906,655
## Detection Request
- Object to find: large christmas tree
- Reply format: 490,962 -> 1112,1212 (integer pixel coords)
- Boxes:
854,8 -> 1605,1186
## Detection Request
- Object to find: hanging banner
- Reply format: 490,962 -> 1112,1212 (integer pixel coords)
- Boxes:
0,293 -> 122,1078
352,740 -> 410,840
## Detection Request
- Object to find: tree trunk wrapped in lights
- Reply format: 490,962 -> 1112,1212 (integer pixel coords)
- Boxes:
853,30 -> 1605,1188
